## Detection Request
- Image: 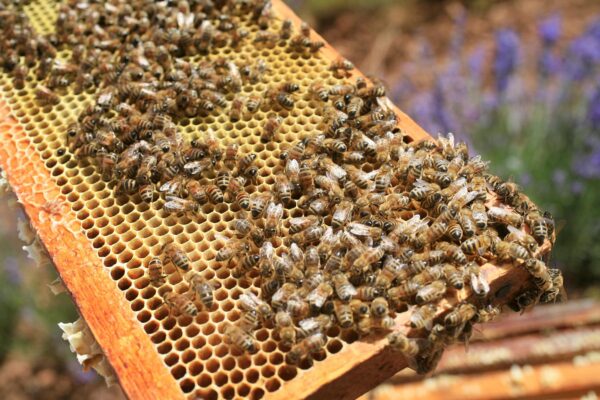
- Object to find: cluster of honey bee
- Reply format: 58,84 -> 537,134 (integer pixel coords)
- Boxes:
0,0 -> 562,374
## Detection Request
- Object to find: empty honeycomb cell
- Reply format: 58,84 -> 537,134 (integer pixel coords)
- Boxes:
136,309 -> 151,323
221,385 -> 236,400
179,378 -> 195,394
261,365 -> 276,378
214,345 -> 229,359
182,350 -> 195,364
157,342 -> 172,355
175,339 -> 190,352
266,378 -> 282,392
172,365 -> 186,380
199,347 -> 213,362
198,372 -> 213,388
124,288 -> 138,301
268,352 -> 284,365
251,387 -> 265,400
245,369 -> 259,384
164,353 -> 179,368
327,339 -> 343,354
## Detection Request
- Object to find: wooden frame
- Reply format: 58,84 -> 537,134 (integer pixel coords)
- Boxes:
0,1 -> 550,399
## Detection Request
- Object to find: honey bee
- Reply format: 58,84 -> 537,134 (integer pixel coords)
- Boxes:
461,232 -> 494,255
413,221 -> 448,249
488,206 -> 522,227
35,85 -> 60,106
442,263 -> 464,289
288,333 -> 326,365
229,94 -> 245,122
271,283 -> 298,311
264,202 -> 283,237
147,256 -> 166,287
185,181 -> 208,204
330,58 -> 354,78
494,240 -> 530,261
205,184 -> 224,203
409,304 -> 437,330
444,303 -> 477,328
289,224 -> 325,246
331,200 -> 353,229
524,259 -> 552,291
249,192 -> 271,218
287,296 -> 310,318
279,19 -> 293,40
436,241 -> 467,264
186,271 -> 216,309
115,178 -> 138,195
411,265 -> 444,286
415,280 -> 447,305
387,332 -> 420,356
330,272 -> 356,301
261,115 -> 282,143
163,291 -> 198,317
307,281 -> 334,309
310,81 -> 329,102
505,225 -> 538,253
370,297 -> 389,318
215,233 -> 249,262
540,269 -> 564,303
464,262 -> 490,297
223,143 -> 239,170
458,209 -> 477,237
237,153 -> 257,178
268,87 -> 295,109
527,210 -> 549,244
444,220 -> 462,242
471,306 -> 498,324
332,300 -> 353,328
232,254 -> 261,278
239,292 -> 273,321
275,311 -> 296,347
12,64 -> 28,90
163,196 -> 199,215
224,322 -> 258,353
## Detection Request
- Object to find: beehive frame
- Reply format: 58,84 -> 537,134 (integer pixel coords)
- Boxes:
0,1 -> 551,399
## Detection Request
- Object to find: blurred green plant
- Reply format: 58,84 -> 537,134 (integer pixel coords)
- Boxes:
0,204 -> 78,363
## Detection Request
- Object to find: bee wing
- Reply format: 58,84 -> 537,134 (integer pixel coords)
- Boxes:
214,232 -> 231,243
506,224 -> 524,238
260,241 -> 274,260
347,222 -> 373,237
239,293 -> 259,310
164,195 -> 185,203
285,159 -> 299,176
183,161 -> 204,176
306,288 -> 326,308
299,317 -> 318,332
325,164 -> 347,182
289,216 -> 315,226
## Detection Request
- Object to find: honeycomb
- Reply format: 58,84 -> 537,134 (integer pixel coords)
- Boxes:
0,1 -> 406,399
0,1 -> 557,399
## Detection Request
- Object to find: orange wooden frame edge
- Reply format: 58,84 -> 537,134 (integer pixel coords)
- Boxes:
0,102 -> 184,399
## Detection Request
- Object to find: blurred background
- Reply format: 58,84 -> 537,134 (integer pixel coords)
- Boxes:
1,0 -> 599,398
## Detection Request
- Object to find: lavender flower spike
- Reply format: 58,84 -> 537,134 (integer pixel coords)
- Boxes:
494,29 -> 520,94
538,14 -> 561,46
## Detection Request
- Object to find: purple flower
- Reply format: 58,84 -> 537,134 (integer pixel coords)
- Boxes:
587,85 -> 600,130
468,46 -> 486,80
565,35 -> 600,80
571,181 -> 584,194
3,257 -> 21,285
494,29 -> 520,94
538,50 -> 561,77
552,169 -> 567,186
572,148 -> 600,179
538,15 -> 561,46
